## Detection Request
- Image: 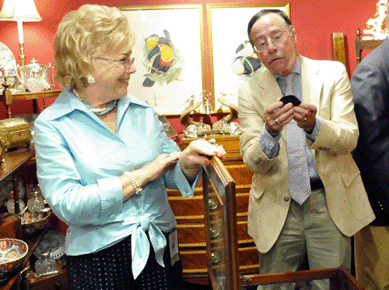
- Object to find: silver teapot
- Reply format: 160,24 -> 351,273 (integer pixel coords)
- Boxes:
19,58 -> 53,92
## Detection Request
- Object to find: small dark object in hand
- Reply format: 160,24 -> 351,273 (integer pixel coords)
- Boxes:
280,95 -> 301,106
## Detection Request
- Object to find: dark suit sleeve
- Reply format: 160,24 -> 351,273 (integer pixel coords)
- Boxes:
351,45 -> 389,218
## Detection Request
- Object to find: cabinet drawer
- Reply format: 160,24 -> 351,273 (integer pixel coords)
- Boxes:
237,220 -> 253,243
166,187 -> 204,197
180,248 -> 207,274
239,245 -> 260,270
236,192 -> 249,214
168,195 -> 204,219
177,223 -> 206,246
180,244 -> 259,276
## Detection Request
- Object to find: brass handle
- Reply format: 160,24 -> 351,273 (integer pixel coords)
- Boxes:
210,227 -> 220,239
208,198 -> 218,210
211,252 -> 221,264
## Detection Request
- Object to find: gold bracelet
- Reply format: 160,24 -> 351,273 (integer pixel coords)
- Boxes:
179,160 -> 200,170
123,171 -> 142,194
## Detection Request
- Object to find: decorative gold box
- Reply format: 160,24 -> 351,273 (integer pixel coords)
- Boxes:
0,118 -> 32,151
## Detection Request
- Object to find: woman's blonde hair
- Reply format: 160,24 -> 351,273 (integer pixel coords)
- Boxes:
54,4 -> 136,89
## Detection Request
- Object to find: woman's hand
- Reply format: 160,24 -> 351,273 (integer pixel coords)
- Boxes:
179,139 -> 224,179
121,139 -> 224,200
143,152 -> 182,182
121,152 -> 181,200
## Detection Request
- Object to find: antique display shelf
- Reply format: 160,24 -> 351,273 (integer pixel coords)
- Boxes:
0,145 -> 66,290
0,145 -> 35,183
0,145 -> 35,218
0,144 -> 46,290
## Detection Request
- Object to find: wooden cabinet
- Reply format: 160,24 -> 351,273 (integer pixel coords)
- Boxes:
0,146 -> 68,290
0,146 -> 36,290
167,134 -> 258,285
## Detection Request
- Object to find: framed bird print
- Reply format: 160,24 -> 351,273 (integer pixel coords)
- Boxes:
206,2 -> 290,112
119,5 -> 206,115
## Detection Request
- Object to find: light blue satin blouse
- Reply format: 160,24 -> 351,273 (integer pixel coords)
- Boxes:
33,89 -> 199,279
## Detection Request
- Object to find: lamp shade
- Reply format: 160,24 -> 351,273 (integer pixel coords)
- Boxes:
0,0 -> 42,22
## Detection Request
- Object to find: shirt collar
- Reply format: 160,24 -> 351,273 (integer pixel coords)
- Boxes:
43,88 -> 150,121
273,55 -> 301,79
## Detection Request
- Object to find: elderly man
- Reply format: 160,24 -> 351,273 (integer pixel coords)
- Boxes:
238,9 -> 374,290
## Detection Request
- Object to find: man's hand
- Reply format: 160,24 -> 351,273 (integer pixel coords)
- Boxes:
294,103 -> 317,132
264,101 -> 294,136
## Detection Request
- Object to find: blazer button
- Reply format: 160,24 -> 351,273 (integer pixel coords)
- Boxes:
283,196 -> 290,202
109,214 -> 116,220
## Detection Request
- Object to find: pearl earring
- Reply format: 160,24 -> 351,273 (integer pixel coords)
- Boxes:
86,75 -> 96,84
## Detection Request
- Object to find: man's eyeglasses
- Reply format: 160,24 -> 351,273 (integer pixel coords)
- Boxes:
96,57 -> 135,68
253,32 -> 286,53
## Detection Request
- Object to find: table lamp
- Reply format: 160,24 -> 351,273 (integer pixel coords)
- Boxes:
0,0 -> 42,66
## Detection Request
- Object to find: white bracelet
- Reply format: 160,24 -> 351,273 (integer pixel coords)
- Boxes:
123,171 -> 142,194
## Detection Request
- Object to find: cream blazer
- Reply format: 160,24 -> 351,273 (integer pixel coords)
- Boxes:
238,56 -> 375,253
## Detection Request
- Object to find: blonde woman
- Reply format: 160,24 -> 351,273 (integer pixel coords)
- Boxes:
33,4 -> 221,290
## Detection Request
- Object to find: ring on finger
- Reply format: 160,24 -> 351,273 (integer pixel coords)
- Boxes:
275,118 -> 280,125
303,117 -> 307,122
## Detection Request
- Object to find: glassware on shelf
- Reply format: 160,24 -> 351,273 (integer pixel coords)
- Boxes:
19,58 -> 53,93
35,252 -> 57,275
6,198 -> 26,214
203,98 -> 212,115
200,90 -> 213,115
199,120 -> 206,137
183,124 -> 198,138
27,188 -> 45,220
25,74 -> 45,92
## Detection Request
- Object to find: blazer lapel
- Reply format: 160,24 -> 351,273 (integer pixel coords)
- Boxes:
258,69 -> 283,110
300,56 -> 322,110
256,70 -> 287,142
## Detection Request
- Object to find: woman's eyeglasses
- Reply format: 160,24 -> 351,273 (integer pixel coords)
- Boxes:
96,57 -> 135,68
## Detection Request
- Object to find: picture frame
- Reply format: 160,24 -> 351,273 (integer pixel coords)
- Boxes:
119,5 -> 206,115
206,3 -> 290,112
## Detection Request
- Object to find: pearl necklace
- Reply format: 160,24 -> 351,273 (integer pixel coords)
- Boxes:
72,89 -> 117,115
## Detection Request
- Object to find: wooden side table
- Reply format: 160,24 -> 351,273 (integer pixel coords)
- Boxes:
1,87 -> 61,119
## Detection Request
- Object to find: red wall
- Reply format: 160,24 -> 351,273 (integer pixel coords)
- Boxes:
0,0 -> 379,131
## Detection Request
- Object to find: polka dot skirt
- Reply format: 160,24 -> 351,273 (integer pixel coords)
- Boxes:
66,233 -> 183,290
